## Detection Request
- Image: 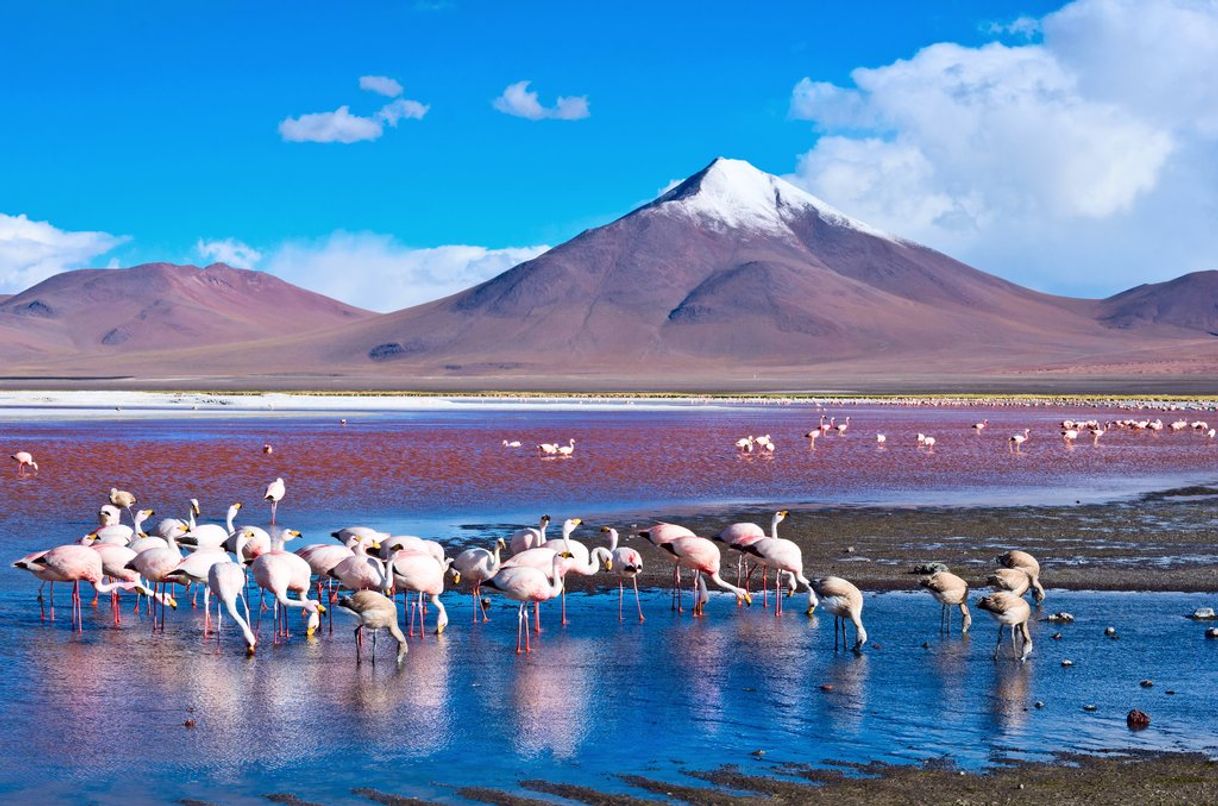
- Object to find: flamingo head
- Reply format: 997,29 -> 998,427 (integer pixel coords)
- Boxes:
496,537 -> 507,551
739,591 -> 753,607
776,509 -> 790,522
190,499 -> 201,516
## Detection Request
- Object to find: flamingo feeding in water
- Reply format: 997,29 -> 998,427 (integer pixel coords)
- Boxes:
337,590 -> 407,664
386,549 -> 455,636
250,527 -> 323,640
32,545 -> 142,632
920,570 -> 971,635
977,591 -> 1033,661
660,536 -> 751,615
996,550 -> 1045,602
11,451 -> 38,478
812,576 -> 867,653
208,552 -> 256,654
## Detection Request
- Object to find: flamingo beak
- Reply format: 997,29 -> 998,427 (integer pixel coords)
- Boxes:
370,542 -> 382,550
452,571 -> 461,585
742,592 -> 753,607
246,644 -> 256,656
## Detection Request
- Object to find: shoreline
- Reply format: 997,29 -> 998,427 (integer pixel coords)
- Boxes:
0,389 -> 1217,418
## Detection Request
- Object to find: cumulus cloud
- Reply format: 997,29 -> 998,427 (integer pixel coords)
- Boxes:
280,77 -> 428,143
279,105 -> 385,144
196,237 -> 263,268
359,75 -> 404,98
983,15 -> 1041,38
261,232 -> 549,311
0,212 -> 127,292
787,0 -> 1218,295
492,81 -> 590,121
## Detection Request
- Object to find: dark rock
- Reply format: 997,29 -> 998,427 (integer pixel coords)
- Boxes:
1034,701 -> 1045,709
820,684 -> 834,692
1140,679 -> 1154,688
1127,709 -> 1151,730
1083,704 -> 1098,712
912,561 -> 949,575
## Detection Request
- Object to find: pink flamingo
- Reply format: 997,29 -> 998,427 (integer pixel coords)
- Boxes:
90,541 -> 175,623
250,528 -> 323,640
714,510 -> 788,604
264,477 -> 285,524
386,550 -> 453,636
483,553 -> 567,653
12,550 -> 65,620
11,451 -> 38,478
603,527 -> 644,622
509,514 -> 552,554
208,556 -> 256,654
659,536 -> 751,615
125,523 -> 184,630
452,538 -> 507,623
638,521 -> 696,610
743,536 -> 817,616
29,545 -> 141,632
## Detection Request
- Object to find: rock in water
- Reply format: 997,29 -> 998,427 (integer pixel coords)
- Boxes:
912,561 -> 950,575
1188,607 -> 1216,620
1127,709 -> 1151,730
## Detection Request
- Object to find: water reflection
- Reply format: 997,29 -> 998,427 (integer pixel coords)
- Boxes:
510,637 -> 594,757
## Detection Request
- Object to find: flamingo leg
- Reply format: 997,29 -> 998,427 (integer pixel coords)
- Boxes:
516,603 -> 525,654
355,625 -> 363,664
618,580 -> 624,622
775,570 -> 782,616
993,624 -> 1003,659
472,590 -> 479,624
371,626 -> 378,665
534,600 -> 541,634
633,577 -> 645,622
560,587 -> 568,626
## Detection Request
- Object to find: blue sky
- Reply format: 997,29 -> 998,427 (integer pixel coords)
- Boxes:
3,0 -> 1216,309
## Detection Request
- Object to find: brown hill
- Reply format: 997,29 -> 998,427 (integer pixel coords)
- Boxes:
1097,271 -> 1218,335
0,262 -> 373,364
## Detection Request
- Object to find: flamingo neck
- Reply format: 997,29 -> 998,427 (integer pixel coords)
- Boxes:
770,514 -> 781,540
226,507 -> 237,534
606,529 -> 619,552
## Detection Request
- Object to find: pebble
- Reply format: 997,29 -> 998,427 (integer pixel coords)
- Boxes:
1206,628 -> 1218,639
1189,607 -> 1216,620
820,684 -> 834,692
183,719 -> 197,729
1166,690 -> 1177,696
913,561 -> 950,575
921,642 -> 930,649
751,749 -> 766,758
1127,709 -> 1151,730
1140,679 -> 1154,688
1082,704 -> 1098,712
1061,659 -> 1074,667
1104,626 -> 1117,637
1047,612 -> 1075,623
845,546 -> 856,554
1034,701 -> 1045,709
1052,632 -> 1063,640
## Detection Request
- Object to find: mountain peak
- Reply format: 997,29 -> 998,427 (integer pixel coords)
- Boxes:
651,157 -> 896,242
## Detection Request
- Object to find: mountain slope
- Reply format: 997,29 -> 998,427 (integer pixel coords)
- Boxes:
1097,270 -> 1218,335
0,262 -> 373,364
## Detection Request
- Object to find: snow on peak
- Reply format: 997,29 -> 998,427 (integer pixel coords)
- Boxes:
653,157 -> 897,242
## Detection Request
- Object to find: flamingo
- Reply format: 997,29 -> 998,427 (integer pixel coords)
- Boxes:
262,443 -> 273,455
835,417 -> 851,435
89,508 -> 154,546
179,503 -> 242,550
978,591 -> 1033,661
249,527 -> 323,640
552,532 -> 612,625
125,523 -> 185,630
156,499 -> 200,539
386,550 -> 454,636
264,477 -> 285,524
922,435 -> 937,451
208,555 -> 256,654
997,550 -> 1045,602
90,542 -> 175,623
12,550 -> 67,620
802,431 -> 819,448
556,439 -> 576,457
330,538 -> 390,593
920,571 -> 971,634
660,537 -> 751,615
812,576 -> 867,653
742,534 -> 817,616
714,510 -> 789,604
500,518 -> 580,628
109,488 -> 137,521
98,504 -> 122,527
1009,429 -> 1031,453
602,527 -> 644,622
29,545 -> 143,631
378,534 -> 445,566
735,436 -> 755,452
875,433 -> 886,446
1062,428 -> 1079,446
331,526 -> 390,547
502,439 -> 522,448
483,553 -> 567,653
337,590 -> 407,664
165,530 -> 250,628
987,567 -> 1033,597
972,419 -> 989,433
509,514 -> 551,554
639,521 -> 697,610
537,442 -> 559,456
11,451 -> 38,478
452,538 -> 507,623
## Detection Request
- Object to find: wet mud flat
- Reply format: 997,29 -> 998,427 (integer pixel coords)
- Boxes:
450,751 -> 1218,806
562,483 -> 1218,595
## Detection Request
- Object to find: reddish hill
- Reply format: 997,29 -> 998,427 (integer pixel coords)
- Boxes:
1097,271 -> 1218,336
0,262 -> 373,364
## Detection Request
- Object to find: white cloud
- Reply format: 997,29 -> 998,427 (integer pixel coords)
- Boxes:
0,212 -> 127,292
787,0 -> 1218,295
376,98 -> 429,126
359,75 -> 404,98
261,232 -> 549,311
279,105 -> 384,143
983,15 -> 1041,38
196,237 -> 263,268
492,81 -> 590,121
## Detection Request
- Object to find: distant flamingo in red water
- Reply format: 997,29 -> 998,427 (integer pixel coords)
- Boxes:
11,451 -> 38,478
264,477 -> 286,524
972,419 -> 989,433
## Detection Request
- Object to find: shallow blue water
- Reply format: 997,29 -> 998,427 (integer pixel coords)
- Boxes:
0,589 -> 1214,804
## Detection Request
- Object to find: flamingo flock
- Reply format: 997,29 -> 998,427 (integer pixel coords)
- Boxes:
10,469 -> 1056,666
